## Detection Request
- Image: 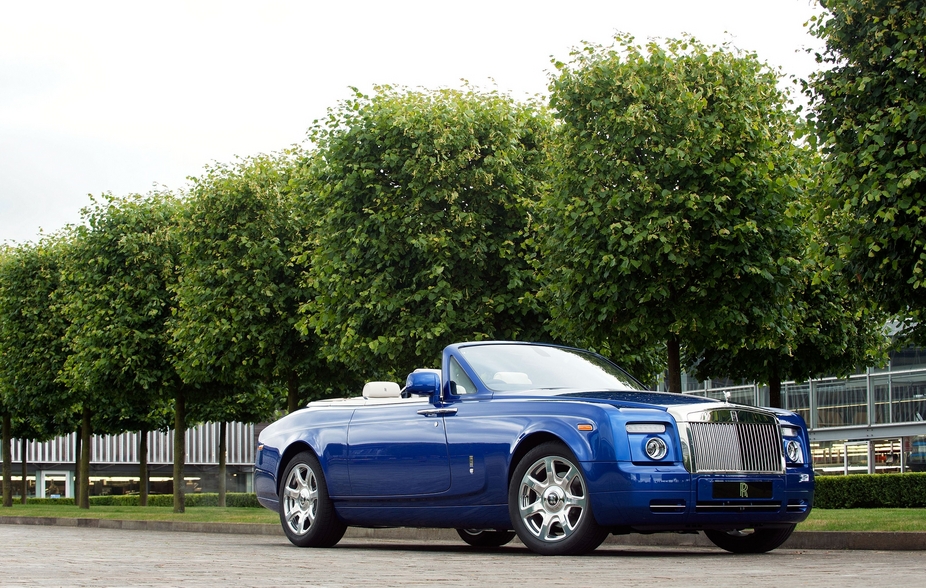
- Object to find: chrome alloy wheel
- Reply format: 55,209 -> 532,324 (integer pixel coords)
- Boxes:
282,462 -> 319,536
517,454 -> 589,543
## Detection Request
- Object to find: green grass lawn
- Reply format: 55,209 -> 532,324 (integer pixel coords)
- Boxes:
3,503 -> 926,532
0,504 -> 278,524
798,508 -> 926,532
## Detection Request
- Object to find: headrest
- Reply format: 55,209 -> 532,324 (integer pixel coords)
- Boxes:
493,372 -> 532,384
362,381 -> 402,399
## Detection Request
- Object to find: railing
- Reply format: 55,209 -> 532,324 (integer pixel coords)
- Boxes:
2,422 -> 256,466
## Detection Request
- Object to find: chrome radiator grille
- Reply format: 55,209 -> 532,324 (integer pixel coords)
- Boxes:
688,418 -> 783,474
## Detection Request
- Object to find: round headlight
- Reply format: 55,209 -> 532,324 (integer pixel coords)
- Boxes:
786,440 -> 803,463
645,437 -> 668,460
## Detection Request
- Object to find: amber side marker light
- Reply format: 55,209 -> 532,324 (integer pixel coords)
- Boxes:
577,424 -> 594,431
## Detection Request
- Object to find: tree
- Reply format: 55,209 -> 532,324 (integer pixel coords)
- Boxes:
170,152 -> 332,506
0,239 -> 78,504
543,35 -> 806,392
58,193 -> 179,508
301,86 -> 552,379
170,151 -> 334,414
693,144 -> 892,407
804,0 -> 926,343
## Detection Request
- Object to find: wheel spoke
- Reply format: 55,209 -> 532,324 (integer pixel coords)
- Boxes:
559,465 -> 580,490
519,496 -> 545,518
562,492 -> 587,509
286,508 -> 304,531
543,457 -> 557,484
523,474 -> 546,495
294,466 -> 309,490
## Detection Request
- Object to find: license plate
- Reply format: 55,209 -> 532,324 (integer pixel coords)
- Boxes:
713,481 -> 773,499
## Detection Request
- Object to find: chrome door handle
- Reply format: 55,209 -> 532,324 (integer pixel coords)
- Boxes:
417,408 -> 458,417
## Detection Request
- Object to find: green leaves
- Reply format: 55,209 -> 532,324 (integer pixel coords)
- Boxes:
169,149 -> 346,413
58,192 -> 179,435
301,86 -> 553,379
806,0 -> 926,344
543,35 -> 807,387
0,237 -> 78,440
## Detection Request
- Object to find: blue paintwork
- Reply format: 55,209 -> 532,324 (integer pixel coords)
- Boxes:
255,341 -> 814,533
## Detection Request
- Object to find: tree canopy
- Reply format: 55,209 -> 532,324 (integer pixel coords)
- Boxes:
170,150 -> 323,414
0,238 -> 76,443
59,193 -> 178,436
300,86 -> 553,379
542,35 -> 807,392
805,0 -> 926,343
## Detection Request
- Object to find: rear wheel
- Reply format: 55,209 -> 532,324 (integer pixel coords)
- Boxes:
508,441 -> 608,555
279,450 -> 346,547
704,525 -> 796,553
456,528 -> 516,548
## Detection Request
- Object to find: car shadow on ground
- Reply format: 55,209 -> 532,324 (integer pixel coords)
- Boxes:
262,539 -> 739,558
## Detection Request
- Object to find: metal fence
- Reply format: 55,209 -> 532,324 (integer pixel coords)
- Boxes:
3,422 -> 256,466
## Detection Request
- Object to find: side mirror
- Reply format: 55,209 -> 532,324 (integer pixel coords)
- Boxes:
404,371 -> 440,397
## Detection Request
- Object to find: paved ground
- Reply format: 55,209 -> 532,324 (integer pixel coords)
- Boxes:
1,524 -> 924,588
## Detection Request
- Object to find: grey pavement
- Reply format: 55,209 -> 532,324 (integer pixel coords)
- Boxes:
3,514 -> 926,551
1,523 -> 924,588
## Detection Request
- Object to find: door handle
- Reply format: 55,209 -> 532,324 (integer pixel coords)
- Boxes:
417,408 -> 458,417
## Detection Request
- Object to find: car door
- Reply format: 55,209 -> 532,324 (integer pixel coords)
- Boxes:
347,399 -> 452,496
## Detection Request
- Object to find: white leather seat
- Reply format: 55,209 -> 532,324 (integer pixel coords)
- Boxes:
362,381 -> 402,399
493,371 -> 532,384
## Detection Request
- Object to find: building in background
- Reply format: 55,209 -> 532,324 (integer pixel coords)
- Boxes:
664,346 -> 926,475
0,422 -> 256,499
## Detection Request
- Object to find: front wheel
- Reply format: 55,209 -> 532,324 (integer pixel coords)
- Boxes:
456,528 -> 516,548
508,442 -> 608,555
704,525 -> 796,553
279,450 -> 346,547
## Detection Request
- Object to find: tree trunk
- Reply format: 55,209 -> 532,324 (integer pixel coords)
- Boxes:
768,368 -> 783,409
287,371 -> 299,414
79,407 -> 91,509
666,336 -> 682,394
20,439 -> 27,504
173,387 -> 186,513
74,424 -> 82,505
2,412 -> 11,507
218,421 -> 227,508
139,428 -> 148,507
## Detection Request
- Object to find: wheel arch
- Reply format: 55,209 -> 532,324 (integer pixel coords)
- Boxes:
508,431 -> 582,488
276,441 -> 317,496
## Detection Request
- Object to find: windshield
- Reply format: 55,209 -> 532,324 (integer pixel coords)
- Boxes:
458,344 -> 645,393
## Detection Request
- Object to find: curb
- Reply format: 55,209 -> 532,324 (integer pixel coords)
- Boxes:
3,516 -> 926,550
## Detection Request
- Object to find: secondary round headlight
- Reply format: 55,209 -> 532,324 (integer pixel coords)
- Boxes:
645,437 -> 668,460
786,440 -> 803,463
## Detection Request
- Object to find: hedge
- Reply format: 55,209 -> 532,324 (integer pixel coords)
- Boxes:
25,492 -> 260,508
814,473 -> 926,508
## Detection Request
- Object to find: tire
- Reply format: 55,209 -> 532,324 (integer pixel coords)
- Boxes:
508,441 -> 608,555
279,450 -> 346,548
456,528 -> 517,548
704,525 -> 796,554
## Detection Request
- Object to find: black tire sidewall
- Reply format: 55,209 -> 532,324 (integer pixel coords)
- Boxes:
456,528 -> 517,548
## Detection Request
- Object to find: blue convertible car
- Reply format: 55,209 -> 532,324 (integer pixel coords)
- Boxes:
255,341 -> 814,555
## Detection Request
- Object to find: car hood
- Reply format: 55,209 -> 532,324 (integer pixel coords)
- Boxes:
556,390 -> 719,410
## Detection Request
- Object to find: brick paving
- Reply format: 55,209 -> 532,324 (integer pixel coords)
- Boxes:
0,524 -> 924,588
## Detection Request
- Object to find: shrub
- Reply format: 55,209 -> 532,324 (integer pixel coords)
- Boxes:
23,493 -> 260,507
25,497 -> 75,506
814,473 -> 926,508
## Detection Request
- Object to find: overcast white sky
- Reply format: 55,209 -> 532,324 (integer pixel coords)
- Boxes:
0,0 -> 825,245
